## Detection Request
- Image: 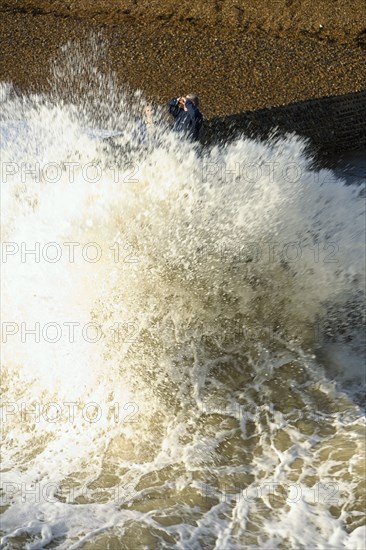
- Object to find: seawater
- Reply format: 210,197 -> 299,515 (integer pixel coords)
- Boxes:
0,44 -> 365,550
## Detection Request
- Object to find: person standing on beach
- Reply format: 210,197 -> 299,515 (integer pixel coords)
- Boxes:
168,93 -> 203,141
132,102 -> 156,148
143,103 -> 155,127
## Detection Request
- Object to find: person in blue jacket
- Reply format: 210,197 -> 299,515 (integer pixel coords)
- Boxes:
168,93 -> 203,141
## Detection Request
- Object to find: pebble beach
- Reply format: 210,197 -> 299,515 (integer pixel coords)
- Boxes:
1,0 -> 365,117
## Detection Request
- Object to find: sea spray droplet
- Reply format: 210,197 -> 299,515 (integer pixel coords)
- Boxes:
0,65 -> 364,548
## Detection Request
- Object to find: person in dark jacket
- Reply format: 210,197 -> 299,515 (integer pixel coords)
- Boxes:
168,93 -> 203,141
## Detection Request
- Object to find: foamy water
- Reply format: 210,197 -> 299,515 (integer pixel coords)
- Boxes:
0,45 -> 365,549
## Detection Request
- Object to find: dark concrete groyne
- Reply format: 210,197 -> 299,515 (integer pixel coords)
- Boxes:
202,91 -> 366,156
